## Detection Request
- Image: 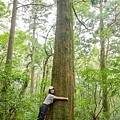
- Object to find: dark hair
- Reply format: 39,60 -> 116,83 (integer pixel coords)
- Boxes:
48,88 -> 54,95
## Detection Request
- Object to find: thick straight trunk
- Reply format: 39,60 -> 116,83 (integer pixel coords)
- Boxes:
46,0 -> 74,120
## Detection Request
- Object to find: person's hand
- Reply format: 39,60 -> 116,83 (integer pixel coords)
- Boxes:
66,97 -> 69,101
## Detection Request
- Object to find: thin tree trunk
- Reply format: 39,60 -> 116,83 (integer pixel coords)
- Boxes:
30,45 -> 35,94
4,0 -> 18,91
30,9 -> 36,94
2,0 -> 18,119
99,1 -> 109,119
40,54 -> 52,93
20,68 -> 29,95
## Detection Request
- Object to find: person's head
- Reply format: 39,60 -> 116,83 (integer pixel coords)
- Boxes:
48,86 -> 55,94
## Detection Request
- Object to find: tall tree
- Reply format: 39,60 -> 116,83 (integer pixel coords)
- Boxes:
30,3 -> 37,94
1,0 -> 18,119
5,0 -> 18,71
47,0 -> 74,120
99,1 -> 109,119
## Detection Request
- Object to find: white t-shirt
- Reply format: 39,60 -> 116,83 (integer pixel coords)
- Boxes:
43,94 -> 56,105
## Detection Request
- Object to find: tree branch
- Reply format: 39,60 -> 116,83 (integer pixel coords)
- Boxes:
17,3 -> 54,9
72,5 -> 90,30
107,13 -> 119,28
107,5 -> 119,27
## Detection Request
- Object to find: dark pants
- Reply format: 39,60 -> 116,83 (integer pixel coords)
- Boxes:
37,104 -> 48,120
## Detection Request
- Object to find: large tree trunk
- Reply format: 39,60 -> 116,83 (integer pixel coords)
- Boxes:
46,0 -> 74,120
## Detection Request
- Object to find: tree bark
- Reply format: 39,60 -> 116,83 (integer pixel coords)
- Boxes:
5,0 -> 18,79
6,0 -> 18,67
46,0 -> 74,120
2,0 -> 18,93
2,0 -> 18,119
30,6 -> 36,94
99,1 -> 109,119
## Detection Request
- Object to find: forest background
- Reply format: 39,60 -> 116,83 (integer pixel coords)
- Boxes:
0,0 -> 120,120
